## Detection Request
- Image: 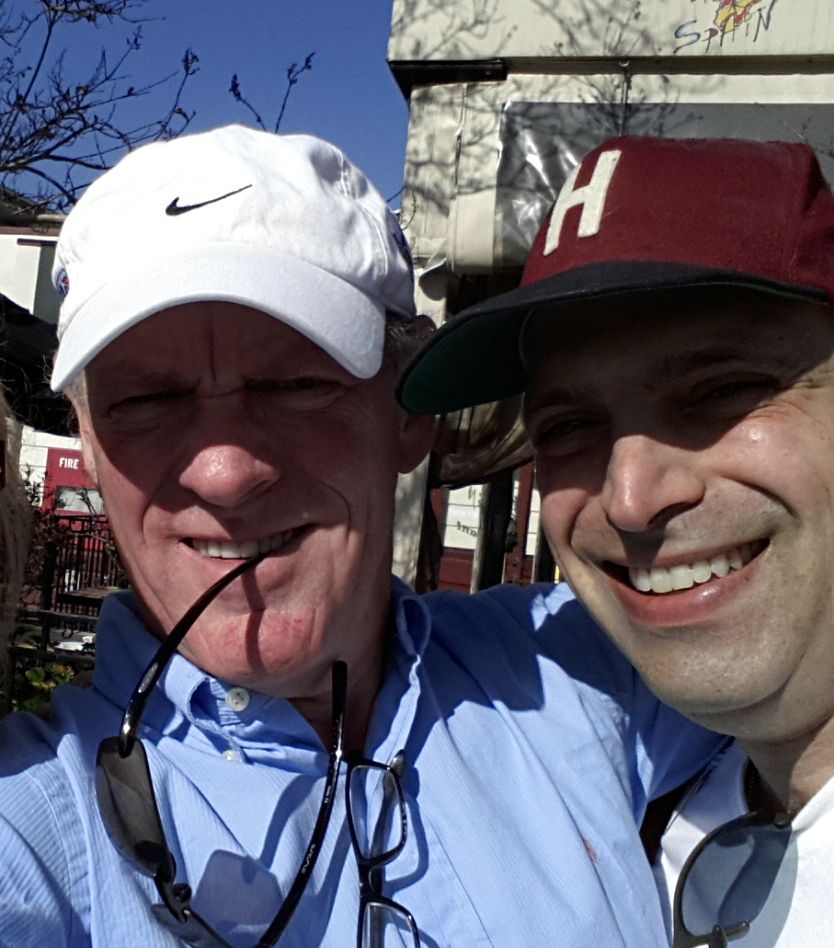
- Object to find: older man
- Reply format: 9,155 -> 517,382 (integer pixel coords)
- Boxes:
401,135 -> 834,945
0,126 -> 719,947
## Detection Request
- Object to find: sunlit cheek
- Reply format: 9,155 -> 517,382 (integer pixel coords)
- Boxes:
538,482 -> 588,552
725,419 -> 785,470
743,420 -> 767,447
731,416 -> 827,489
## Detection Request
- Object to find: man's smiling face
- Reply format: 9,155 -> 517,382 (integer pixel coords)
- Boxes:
72,301 -> 430,699
523,287 -> 834,742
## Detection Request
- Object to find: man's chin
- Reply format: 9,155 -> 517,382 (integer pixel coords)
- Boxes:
177,610 -> 324,684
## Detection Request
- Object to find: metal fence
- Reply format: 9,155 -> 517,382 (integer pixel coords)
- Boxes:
36,514 -> 127,614
4,514 -> 127,713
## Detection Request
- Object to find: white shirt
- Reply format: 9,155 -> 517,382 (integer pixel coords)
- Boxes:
655,741 -> 834,946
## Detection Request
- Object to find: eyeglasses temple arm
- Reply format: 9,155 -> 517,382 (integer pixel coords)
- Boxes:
256,660 -> 347,947
118,552 -> 267,757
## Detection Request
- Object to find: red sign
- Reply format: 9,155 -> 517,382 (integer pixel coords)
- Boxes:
43,448 -> 103,516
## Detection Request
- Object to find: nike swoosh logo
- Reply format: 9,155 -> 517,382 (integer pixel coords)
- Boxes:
165,184 -> 252,216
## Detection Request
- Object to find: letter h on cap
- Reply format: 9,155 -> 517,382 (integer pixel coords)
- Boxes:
543,150 -> 622,255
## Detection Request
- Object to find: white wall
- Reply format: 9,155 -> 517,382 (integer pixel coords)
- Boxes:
19,426 -> 80,501
390,0 -> 828,62
444,480 -> 540,556
0,235 -> 58,322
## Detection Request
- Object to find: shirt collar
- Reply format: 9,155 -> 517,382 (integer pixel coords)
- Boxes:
92,577 -> 431,760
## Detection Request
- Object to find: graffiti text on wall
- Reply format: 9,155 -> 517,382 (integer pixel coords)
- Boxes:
674,0 -> 779,54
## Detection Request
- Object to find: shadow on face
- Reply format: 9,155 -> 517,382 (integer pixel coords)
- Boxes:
522,285 -> 834,458
518,285 -> 834,733
64,302 -> 433,698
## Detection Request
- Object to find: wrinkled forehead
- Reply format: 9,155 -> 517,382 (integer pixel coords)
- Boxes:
84,302 -> 348,385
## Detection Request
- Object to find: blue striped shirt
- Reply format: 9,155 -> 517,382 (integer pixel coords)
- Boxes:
0,579 -> 721,946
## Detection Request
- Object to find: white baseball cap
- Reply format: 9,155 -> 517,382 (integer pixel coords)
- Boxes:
50,124 -> 415,391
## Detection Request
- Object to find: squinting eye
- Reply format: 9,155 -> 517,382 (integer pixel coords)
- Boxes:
247,377 -> 332,391
246,378 -> 308,392
536,419 -> 586,440
698,378 -> 775,403
562,418 -> 594,435
245,377 -> 347,407
530,416 -> 603,456
110,390 -> 188,414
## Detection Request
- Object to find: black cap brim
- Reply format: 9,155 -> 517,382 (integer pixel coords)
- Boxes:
397,260 -> 826,415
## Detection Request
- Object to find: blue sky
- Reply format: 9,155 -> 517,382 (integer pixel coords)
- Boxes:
49,0 -> 410,205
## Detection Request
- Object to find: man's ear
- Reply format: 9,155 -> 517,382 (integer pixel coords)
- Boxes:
397,410 -> 436,474
78,433 -> 99,487
67,395 -> 100,487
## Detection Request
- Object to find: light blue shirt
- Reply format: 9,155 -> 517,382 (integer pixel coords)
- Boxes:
0,579 -> 721,946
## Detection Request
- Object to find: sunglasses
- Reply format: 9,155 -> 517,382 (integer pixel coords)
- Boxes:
96,554 -> 420,946
672,808 -> 794,947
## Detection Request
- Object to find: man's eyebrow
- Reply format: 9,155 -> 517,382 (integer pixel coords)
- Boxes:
523,383 -> 588,413
526,342 -> 796,411
651,344 -> 796,385
94,365 -> 190,390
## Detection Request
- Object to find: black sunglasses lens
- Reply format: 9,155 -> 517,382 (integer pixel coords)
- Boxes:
679,816 -> 793,938
96,736 -> 176,881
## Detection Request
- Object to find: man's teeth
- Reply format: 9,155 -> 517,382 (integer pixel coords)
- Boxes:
628,544 -> 754,595
192,531 -> 296,559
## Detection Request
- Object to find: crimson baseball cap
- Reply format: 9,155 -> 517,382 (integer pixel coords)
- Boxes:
398,135 -> 834,414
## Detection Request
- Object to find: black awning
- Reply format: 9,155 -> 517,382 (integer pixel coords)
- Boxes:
0,297 -> 71,434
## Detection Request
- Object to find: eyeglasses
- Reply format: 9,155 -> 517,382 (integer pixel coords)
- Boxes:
346,750 -> 420,948
95,555 -> 421,947
672,809 -> 794,948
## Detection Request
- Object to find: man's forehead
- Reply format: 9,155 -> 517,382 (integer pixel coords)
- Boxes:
87,301 -> 344,381
522,288 -> 834,396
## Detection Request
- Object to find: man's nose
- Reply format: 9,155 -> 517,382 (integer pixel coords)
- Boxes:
600,434 -> 705,533
178,440 -> 280,508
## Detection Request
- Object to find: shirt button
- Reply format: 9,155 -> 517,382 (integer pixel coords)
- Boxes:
222,749 -> 241,762
225,687 -> 250,712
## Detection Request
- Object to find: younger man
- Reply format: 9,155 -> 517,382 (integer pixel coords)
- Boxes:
401,135 -> 834,944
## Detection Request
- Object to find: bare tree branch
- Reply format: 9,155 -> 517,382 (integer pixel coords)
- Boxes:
0,0 -> 198,215
275,52 -> 314,133
230,50 -> 315,134
229,73 -> 265,132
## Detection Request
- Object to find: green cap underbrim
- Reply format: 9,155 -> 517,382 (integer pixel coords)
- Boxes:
396,261 -> 827,415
